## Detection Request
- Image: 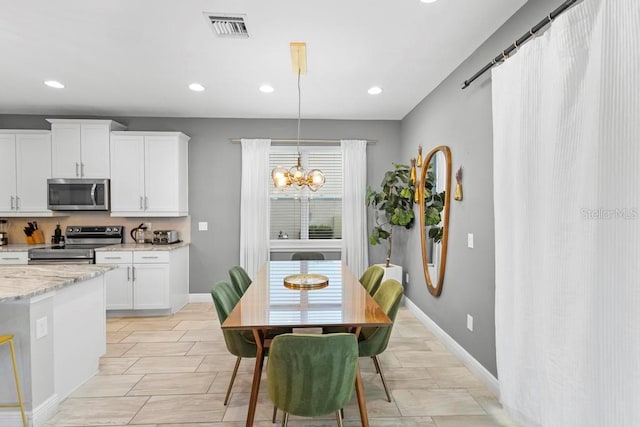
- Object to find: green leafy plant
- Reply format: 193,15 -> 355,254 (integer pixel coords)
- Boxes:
366,163 -> 415,267
423,162 -> 445,243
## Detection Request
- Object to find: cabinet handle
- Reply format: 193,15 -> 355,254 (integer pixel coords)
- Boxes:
75,162 -> 79,177
139,196 -> 144,210
2,257 -> 20,261
141,256 -> 158,259
144,196 -> 148,210
132,266 -> 136,282
104,256 -> 121,260
10,196 -> 14,210
15,196 -> 20,210
127,266 -> 131,281
81,162 -> 85,177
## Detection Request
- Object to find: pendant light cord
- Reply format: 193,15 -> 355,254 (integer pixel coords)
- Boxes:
296,69 -> 301,156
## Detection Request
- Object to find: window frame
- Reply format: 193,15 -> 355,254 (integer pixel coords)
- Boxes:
269,145 -> 343,253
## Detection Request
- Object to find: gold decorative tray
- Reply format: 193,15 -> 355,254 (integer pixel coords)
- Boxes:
283,273 -> 329,290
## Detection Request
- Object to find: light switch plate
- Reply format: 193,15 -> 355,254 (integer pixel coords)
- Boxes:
467,233 -> 474,248
198,222 -> 208,231
36,316 -> 48,339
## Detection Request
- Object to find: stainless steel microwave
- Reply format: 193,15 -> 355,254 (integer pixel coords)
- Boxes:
47,178 -> 110,211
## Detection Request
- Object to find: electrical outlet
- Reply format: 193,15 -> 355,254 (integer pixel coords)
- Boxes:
198,222 -> 208,231
467,233 -> 474,248
467,314 -> 474,332
36,316 -> 48,339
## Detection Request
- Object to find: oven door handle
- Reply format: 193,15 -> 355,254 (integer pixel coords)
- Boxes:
90,184 -> 97,206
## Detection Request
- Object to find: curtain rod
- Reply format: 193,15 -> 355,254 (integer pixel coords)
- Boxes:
230,138 -> 376,144
461,0 -> 582,90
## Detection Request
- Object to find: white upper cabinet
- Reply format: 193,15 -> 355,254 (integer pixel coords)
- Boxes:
110,131 -> 189,217
0,130 -> 53,216
47,119 -> 126,178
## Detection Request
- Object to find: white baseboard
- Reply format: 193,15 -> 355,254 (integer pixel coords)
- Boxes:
189,293 -> 212,303
403,296 -> 500,397
0,393 -> 59,427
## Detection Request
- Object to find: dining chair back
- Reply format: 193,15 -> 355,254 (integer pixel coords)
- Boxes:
267,333 -> 358,427
358,278 -> 403,402
211,280 -> 256,405
291,252 -> 325,260
228,265 -> 252,295
359,265 -> 384,296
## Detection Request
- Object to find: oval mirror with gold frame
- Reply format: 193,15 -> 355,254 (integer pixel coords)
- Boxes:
419,145 -> 452,297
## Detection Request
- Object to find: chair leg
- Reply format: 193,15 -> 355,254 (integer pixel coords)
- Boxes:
9,339 -> 27,427
272,406 -> 278,423
224,356 -> 242,405
281,411 -> 289,427
371,356 -> 379,373
336,410 -> 344,427
372,355 -> 392,402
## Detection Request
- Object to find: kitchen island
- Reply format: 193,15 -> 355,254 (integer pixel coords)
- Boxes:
0,265 -> 114,427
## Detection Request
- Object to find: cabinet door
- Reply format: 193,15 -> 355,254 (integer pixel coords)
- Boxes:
110,135 -> 145,215
80,124 -> 110,178
133,263 -> 170,309
144,135 -> 180,213
104,264 -> 134,309
15,133 -> 51,213
51,124 -> 81,178
0,134 -> 17,212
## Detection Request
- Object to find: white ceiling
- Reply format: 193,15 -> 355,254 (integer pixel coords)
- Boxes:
0,0 -> 527,120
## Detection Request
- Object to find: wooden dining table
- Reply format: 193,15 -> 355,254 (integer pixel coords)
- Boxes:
221,260 -> 392,427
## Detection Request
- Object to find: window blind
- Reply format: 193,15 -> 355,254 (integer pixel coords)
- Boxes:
270,148 -> 343,241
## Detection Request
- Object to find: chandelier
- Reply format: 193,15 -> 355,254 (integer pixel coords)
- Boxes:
271,42 -> 325,192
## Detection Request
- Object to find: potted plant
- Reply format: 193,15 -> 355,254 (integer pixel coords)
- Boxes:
366,163 -> 416,268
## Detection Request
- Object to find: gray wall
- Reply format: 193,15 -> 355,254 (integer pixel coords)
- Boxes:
0,114 -> 401,293
399,0 -> 565,376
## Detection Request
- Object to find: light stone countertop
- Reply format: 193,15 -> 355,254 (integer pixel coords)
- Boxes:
0,244 -> 51,252
96,242 -> 190,251
0,264 -> 116,302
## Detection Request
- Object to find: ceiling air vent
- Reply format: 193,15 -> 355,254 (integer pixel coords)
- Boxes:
204,13 -> 249,38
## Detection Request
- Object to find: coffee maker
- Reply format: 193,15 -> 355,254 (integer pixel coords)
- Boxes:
0,219 -> 8,246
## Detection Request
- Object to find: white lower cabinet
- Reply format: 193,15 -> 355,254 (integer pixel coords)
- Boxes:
96,247 -> 188,312
0,251 -> 29,264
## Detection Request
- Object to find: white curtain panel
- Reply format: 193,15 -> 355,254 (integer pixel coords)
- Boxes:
492,1 -> 640,426
240,139 -> 271,278
341,140 -> 369,277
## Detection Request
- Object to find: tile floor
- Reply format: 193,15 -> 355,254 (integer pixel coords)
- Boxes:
45,303 -> 519,427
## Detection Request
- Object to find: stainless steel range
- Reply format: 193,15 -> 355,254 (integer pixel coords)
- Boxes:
28,225 -> 124,265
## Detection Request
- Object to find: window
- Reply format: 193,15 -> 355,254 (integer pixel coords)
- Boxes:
269,146 -> 342,243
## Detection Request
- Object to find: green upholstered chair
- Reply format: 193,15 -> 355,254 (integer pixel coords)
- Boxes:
210,280 -> 256,405
228,265 -> 252,295
358,278 -> 403,402
359,265 -> 384,296
267,333 -> 358,427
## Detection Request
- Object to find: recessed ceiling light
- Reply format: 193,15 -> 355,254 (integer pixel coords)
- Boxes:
259,84 -> 274,93
189,83 -> 205,92
421,0 -> 438,3
44,80 -> 64,89
368,86 -> 383,95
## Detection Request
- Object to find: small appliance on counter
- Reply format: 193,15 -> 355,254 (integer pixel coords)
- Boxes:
0,219 -> 8,246
152,230 -> 180,245
130,223 -> 148,244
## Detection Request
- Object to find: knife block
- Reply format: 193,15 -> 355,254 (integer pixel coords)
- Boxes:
26,230 -> 45,244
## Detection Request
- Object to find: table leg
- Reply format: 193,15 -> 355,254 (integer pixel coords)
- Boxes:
355,360 -> 369,427
246,329 -> 265,427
